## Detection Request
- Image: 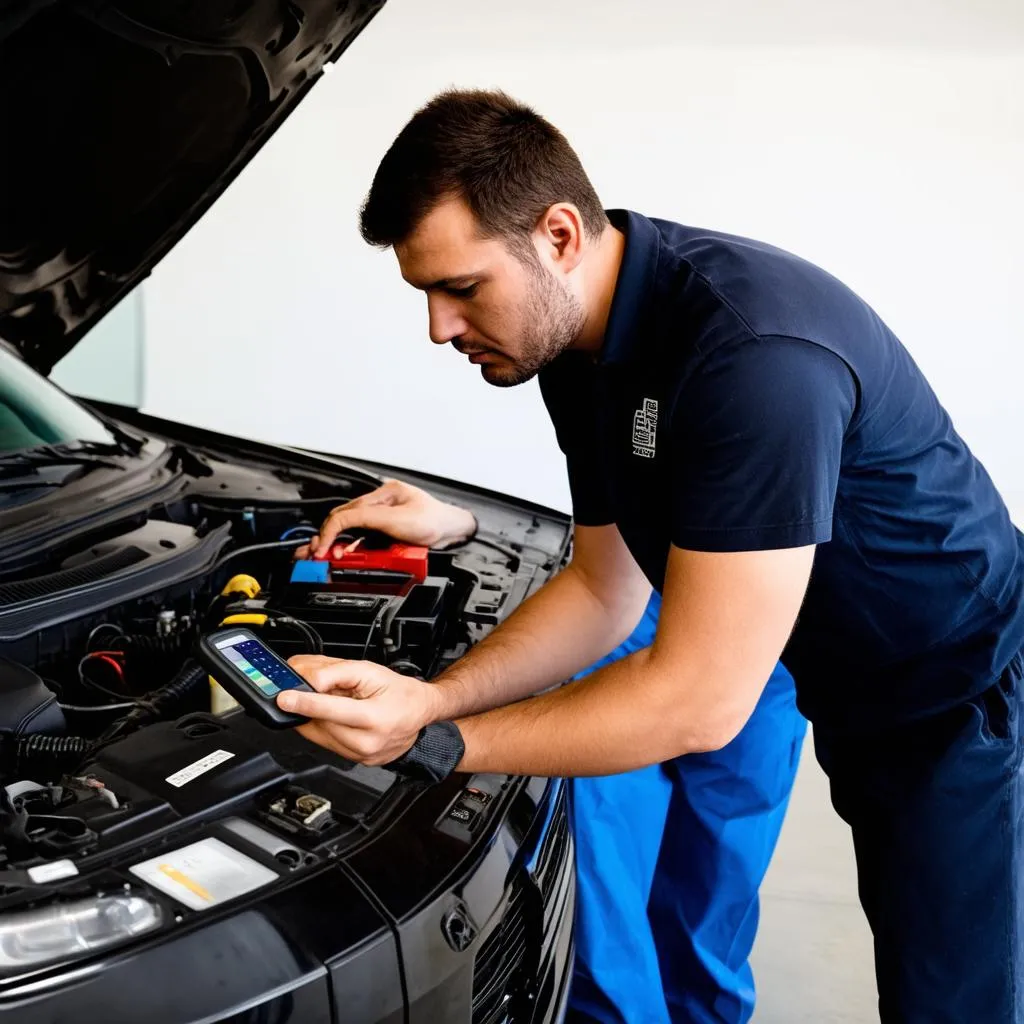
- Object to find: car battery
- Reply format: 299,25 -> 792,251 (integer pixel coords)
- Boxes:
290,538 -> 429,588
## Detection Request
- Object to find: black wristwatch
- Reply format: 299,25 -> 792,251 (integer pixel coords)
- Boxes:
384,721 -> 465,783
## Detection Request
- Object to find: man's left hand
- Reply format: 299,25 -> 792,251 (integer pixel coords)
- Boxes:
281,655 -> 438,765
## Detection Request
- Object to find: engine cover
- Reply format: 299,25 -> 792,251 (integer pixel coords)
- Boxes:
38,710 -> 398,856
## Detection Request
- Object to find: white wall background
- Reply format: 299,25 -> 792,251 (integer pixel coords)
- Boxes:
132,0 -> 1024,516
52,292 -> 144,407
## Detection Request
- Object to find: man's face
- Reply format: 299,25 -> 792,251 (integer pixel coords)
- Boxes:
395,198 -> 586,387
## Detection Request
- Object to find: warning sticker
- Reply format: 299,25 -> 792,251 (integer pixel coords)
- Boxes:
28,859 -> 79,884
130,837 -> 278,911
165,749 -> 235,788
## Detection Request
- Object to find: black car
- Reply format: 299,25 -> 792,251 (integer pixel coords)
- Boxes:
0,2 -> 575,1022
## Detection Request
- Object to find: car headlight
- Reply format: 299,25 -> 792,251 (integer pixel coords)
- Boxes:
0,895 -> 162,970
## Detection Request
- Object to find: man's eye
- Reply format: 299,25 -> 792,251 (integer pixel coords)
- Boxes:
449,284 -> 478,299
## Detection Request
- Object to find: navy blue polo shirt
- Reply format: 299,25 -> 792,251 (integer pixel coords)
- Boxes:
539,210 -> 1024,729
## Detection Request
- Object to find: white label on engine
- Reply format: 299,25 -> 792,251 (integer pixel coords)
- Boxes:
165,749 -> 235,788
28,859 -> 79,884
130,837 -> 278,911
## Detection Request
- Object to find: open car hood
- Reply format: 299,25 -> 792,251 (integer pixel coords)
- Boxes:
0,0 -> 386,375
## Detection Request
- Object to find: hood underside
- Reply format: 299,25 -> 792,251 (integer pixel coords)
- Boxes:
0,0 -> 386,375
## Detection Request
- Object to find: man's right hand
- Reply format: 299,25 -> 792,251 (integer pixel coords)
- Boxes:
281,654 -> 439,766
299,479 -> 477,559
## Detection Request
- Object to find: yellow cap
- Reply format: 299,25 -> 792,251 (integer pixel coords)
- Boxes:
220,574 -> 262,600
219,612 -> 269,627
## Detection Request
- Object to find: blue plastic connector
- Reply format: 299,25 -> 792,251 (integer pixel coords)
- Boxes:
289,560 -> 331,584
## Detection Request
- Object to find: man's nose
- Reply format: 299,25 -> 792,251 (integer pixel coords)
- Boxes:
427,295 -> 467,346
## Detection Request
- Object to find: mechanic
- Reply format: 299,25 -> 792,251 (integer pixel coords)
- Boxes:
283,90 -> 1024,1023
293,479 -> 805,1024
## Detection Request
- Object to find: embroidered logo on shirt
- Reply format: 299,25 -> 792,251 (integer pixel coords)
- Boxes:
632,398 -> 658,458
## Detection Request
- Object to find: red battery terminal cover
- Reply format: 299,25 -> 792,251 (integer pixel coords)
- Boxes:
323,538 -> 429,583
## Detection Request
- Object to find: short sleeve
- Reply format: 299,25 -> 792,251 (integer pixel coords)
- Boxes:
669,336 -> 857,552
538,355 -> 615,526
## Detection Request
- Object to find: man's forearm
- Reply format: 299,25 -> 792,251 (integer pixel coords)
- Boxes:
426,562 -> 648,722
451,645 -> 740,776
443,543 -> 812,777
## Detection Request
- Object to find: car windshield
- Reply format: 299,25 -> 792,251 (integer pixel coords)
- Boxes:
0,344 -> 115,454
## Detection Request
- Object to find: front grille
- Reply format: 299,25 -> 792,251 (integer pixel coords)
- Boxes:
471,783 -> 574,1024
472,879 -> 530,1024
533,787 -> 570,905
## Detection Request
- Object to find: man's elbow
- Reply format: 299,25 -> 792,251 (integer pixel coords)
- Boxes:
677,697 -> 756,754
646,657 -> 772,756
686,717 -> 744,753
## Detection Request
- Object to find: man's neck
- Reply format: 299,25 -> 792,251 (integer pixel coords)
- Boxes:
572,224 -> 627,356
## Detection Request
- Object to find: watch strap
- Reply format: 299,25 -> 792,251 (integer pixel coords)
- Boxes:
384,720 -> 465,783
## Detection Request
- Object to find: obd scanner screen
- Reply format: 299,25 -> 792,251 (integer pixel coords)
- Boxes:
215,634 -> 307,697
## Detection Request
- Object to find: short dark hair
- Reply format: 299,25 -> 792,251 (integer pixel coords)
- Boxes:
359,89 -> 609,250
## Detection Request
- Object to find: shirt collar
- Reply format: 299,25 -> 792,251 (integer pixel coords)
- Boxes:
598,210 -> 662,366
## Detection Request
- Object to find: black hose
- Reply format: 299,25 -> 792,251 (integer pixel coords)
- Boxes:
109,633 -> 187,657
92,660 -> 208,750
2,661 -> 207,780
149,660 -> 208,708
105,633 -> 190,675
0,733 -> 92,779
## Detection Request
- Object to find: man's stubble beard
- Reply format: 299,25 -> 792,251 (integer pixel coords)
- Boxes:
480,260 -> 587,388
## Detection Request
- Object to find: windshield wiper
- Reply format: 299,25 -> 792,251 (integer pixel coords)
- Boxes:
101,420 -> 147,456
0,444 -> 126,478
0,479 -> 63,492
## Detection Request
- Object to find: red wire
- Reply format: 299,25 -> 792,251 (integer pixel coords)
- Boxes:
83,651 -> 126,688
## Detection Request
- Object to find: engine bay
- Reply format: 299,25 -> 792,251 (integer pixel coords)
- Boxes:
0,437 -> 567,899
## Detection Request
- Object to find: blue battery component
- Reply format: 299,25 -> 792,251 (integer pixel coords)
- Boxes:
289,560 -> 331,584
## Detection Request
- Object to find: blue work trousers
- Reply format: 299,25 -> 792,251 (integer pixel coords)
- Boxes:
565,592 -> 806,1023
814,649 -> 1024,1022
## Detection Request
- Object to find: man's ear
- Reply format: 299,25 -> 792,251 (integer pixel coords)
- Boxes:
535,203 -> 585,273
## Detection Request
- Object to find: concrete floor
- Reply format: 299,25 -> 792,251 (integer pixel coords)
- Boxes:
749,731 -> 879,1023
